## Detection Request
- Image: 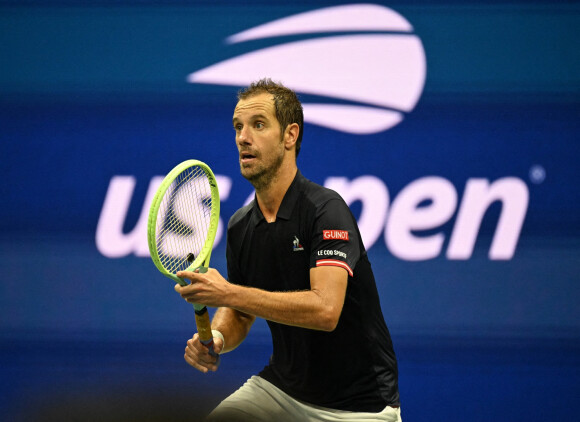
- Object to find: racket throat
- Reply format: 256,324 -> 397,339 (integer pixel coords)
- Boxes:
194,305 -> 209,316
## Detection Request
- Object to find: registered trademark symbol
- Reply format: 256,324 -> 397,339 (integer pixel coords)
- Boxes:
529,165 -> 546,184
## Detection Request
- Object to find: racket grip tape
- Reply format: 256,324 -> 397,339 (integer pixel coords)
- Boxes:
194,306 -> 219,358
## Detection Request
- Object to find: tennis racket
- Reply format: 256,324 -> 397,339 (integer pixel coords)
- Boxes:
147,159 -> 220,356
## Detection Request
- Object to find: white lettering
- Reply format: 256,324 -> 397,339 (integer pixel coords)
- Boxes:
96,176 -> 163,258
317,250 -> 347,259
447,177 -> 529,260
96,175 -> 232,259
385,177 -> 457,261
96,174 -> 529,261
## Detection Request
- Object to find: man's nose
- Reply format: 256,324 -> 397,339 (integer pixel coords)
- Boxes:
237,127 -> 251,145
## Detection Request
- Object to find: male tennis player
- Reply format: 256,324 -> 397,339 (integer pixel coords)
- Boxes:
175,79 -> 401,421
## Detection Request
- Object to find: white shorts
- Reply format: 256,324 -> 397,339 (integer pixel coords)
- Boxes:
206,376 -> 402,422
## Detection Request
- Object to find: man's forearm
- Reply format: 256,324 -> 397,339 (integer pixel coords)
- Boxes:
225,281 -> 344,332
178,266 -> 347,335
211,306 -> 255,354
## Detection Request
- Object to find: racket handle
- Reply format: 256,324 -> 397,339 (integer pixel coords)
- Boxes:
195,306 -> 219,358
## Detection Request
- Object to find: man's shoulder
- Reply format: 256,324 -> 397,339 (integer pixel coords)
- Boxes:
301,177 -> 346,209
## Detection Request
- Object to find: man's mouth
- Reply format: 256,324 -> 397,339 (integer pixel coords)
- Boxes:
240,151 -> 257,164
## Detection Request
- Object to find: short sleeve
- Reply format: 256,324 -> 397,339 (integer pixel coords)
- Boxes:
309,197 -> 361,277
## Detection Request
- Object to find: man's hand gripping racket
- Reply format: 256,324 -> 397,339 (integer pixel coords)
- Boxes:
147,159 -> 220,359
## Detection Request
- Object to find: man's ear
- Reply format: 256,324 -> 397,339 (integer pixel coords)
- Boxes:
284,123 -> 300,151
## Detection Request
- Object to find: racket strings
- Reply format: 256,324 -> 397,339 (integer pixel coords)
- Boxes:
156,166 -> 214,274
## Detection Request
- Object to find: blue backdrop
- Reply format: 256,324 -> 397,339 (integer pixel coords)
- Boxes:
1,1 -> 579,421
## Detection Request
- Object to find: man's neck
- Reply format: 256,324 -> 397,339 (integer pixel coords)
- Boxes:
255,162 -> 297,223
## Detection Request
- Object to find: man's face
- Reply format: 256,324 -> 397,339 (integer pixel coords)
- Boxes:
232,92 -> 285,190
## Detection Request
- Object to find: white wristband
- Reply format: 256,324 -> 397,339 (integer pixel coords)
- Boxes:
212,329 -> 225,351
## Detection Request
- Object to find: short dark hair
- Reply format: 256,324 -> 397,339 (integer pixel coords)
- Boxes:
237,78 -> 304,157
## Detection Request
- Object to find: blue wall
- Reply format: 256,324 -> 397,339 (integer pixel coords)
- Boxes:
1,2 -> 579,421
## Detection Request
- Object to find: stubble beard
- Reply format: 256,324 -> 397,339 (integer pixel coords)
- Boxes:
241,143 -> 285,192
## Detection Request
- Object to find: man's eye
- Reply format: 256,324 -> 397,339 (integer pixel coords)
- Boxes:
255,122 -> 264,129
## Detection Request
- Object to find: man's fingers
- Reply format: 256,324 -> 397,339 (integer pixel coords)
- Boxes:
184,349 -> 209,373
174,274 -> 200,298
176,270 -> 202,282
184,336 -> 219,373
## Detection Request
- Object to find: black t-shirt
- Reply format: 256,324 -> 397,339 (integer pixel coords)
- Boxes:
226,171 -> 400,412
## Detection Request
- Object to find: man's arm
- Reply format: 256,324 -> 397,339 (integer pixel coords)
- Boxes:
183,306 -> 255,373
212,306 -> 256,354
176,265 -> 348,332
